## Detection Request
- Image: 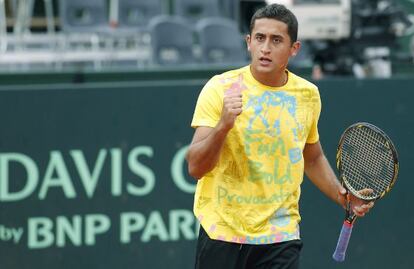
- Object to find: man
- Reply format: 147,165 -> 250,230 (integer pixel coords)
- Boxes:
186,4 -> 373,269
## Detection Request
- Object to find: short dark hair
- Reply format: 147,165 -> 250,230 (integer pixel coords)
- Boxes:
249,4 -> 298,44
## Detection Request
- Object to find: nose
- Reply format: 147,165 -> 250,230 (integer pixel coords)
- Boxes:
261,40 -> 271,54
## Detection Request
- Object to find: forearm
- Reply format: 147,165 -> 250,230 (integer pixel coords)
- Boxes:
186,123 -> 230,179
305,153 -> 346,208
187,87 -> 242,179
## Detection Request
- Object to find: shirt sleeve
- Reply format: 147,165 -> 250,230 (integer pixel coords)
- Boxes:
191,76 -> 223,128
306,87 -> 321,144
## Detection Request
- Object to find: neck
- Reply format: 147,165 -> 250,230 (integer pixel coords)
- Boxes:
250,67 -> 288,87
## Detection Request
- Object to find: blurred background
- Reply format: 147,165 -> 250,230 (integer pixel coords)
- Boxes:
0,0 -> 413,269
0,0 -> 413,76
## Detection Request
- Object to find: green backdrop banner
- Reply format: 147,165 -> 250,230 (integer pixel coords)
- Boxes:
0,77 -> 412,269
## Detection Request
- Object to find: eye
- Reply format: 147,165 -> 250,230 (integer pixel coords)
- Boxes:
273,38 -> 282,44
256,35 -> 265,42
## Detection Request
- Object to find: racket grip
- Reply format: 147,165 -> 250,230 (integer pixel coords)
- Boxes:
332,221 -> 353,262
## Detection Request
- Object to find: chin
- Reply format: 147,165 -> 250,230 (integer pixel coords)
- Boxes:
255,65 -> 275,74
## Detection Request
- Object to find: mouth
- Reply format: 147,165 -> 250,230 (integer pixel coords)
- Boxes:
259,57 -> 272,65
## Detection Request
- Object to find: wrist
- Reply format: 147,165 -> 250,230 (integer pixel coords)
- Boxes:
337,191 -> 347,209
216,120 -> 233,134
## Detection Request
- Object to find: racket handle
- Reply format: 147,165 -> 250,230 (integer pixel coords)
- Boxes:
332,221 -> 353,262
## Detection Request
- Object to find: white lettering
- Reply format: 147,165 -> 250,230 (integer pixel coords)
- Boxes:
71,149 -> 107,198
171,146 -> 196,194
0,224 -> 24,243
39,151 -> 76,199
0,153 -> 39,201
127,146 -> 155,196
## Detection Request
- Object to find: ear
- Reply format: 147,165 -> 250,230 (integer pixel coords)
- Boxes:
290,41 -> 301,57
246,35 -> 251,51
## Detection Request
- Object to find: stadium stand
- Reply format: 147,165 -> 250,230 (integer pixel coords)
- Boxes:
196,17 -> 247,64
148,15 -> 196,65
172,0 -> 221,22
0,0 -> 412,76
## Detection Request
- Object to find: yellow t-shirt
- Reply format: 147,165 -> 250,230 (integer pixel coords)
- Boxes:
191,65 -> 321,244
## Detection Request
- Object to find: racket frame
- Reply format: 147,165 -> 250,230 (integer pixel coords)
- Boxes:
336,122 -> 399,201
333,122 -> 399,262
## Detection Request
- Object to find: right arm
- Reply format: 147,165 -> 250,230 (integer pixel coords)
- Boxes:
186,90 -> 243,179
186,125 -> 229,179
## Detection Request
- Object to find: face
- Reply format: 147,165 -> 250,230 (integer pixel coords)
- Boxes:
246,18 -> 300,79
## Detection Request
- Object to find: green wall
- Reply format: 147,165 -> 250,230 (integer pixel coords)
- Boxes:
0,76 -> 412,269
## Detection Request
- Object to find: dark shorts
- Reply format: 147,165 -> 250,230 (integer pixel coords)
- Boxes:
195,227 -> 303,269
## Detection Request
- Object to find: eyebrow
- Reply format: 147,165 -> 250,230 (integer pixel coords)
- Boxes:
254,32 -> 284,40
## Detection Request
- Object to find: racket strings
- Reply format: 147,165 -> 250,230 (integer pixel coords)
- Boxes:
340,126 -> 396,199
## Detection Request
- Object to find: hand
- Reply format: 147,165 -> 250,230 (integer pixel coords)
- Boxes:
339,188 -> 375,217
350,189 -> 375,217
219,89 -> 243,131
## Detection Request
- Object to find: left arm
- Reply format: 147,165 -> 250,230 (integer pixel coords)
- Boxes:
303,141 -> 373,217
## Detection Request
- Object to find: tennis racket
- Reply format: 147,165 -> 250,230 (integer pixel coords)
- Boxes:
332,122 -> 399,262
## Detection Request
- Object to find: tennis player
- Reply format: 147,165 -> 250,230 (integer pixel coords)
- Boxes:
186,3 -> 374,269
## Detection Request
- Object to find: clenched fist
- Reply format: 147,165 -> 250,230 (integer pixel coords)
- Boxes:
219,89 -> 243,131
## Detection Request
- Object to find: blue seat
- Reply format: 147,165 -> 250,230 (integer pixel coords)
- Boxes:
57,0 -> 110,69
173,0 -> 221,22
118,0 -> 164,29
196,17 -> 247,64
58,0 -> 108,33
148,15 -> 196,65
111,0 -> 165,48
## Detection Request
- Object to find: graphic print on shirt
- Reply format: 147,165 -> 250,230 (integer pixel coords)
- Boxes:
244,90 -> 304,186
269,207 -> 290,227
